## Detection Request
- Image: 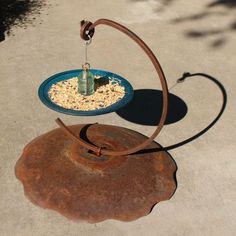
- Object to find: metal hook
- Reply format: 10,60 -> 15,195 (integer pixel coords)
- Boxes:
85,34 -> 92,46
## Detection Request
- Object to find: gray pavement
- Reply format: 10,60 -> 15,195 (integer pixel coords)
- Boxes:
0,0 -> 235,235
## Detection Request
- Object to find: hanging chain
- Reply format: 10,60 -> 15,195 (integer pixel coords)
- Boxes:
85,35 -> 92,64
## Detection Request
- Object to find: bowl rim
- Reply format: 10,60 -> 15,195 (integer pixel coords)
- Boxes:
38,69 -> 134,116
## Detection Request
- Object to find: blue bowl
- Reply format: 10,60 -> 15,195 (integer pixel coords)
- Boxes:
38,69 -> 134,116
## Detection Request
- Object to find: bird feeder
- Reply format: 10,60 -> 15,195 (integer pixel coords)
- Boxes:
15,19 -> 177,223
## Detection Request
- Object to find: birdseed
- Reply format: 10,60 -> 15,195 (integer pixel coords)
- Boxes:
48,76 -> 125,111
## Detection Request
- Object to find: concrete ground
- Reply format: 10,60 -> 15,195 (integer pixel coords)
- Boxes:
0,0 -> 235,235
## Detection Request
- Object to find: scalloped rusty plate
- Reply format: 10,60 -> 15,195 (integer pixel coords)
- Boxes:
15,124 -> 177,223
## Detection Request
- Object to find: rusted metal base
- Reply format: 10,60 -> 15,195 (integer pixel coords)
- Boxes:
15,124 -> 177,223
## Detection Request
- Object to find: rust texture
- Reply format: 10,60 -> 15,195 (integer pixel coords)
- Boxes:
15,124 -> 177,223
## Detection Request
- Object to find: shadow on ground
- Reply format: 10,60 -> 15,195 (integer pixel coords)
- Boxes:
116,89 -> 188,126
136,72 -> 227,154
176,0 -> 236,48
170,0 -> 236,48
130,0 -> 236,48
0,0 -> 45,42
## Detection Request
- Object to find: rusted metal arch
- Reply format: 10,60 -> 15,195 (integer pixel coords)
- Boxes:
56,19 -> 169,156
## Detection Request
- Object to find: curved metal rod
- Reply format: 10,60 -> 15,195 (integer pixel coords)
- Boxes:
56,118 -> 102,156
56,19 -> 169,156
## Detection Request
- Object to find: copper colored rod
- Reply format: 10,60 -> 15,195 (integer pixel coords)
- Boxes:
55,118 -> 102,156
57,19 -> 169,156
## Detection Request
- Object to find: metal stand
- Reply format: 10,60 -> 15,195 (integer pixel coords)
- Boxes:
15,19 -> 177,223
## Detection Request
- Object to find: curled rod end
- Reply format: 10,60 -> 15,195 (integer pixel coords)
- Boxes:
55,117 -> 63,126
80,20 -> 95,41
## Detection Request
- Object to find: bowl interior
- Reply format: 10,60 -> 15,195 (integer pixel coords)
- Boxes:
38,69 -> 134,116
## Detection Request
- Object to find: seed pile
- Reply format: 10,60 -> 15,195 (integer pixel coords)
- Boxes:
48,77 -> 125,111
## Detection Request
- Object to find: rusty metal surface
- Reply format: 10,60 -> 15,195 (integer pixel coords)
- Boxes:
15,124 -> 177,223
79,19 -> 169,156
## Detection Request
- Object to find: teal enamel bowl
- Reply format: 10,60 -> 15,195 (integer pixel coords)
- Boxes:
38,69 -> 134,116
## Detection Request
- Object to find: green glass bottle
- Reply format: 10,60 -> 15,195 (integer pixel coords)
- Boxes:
78,63 -> 95,96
